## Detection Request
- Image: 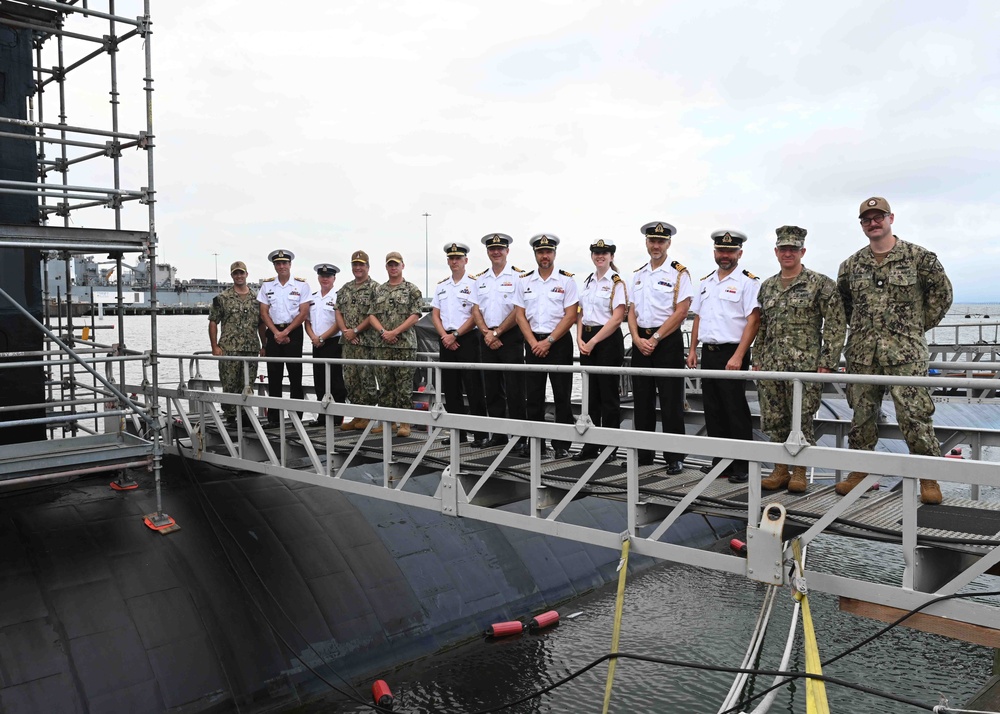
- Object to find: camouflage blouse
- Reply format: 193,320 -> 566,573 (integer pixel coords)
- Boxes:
837,237 -> 952,367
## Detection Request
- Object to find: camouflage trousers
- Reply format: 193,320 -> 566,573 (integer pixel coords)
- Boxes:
219,351 -> 259,417
374,347 -> 415,411
758,377 -> 824,446
343,343 -> 377,407
846,360 -> 939,456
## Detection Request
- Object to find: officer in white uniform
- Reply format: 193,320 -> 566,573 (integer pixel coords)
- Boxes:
574,238 -> 627,461
628,221 -> 693,473
258,249 -> 313,424
305,263 -> 346,426
687,230 -> 761,483
513,234 -> 579,459
431,242 -> 489,446
471,232 -> 525,446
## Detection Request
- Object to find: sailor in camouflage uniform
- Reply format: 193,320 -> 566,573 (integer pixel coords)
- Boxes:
755,226 -> 846,493
208,260 -> 264,426
336,250 -> 379,431
368,252 -> 424,438
837,197 -> 953,505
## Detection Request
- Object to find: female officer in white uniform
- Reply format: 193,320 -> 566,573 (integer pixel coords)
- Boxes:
573,239 -> 627,460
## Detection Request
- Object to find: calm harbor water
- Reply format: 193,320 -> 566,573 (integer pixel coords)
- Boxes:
88,306 -> 999,712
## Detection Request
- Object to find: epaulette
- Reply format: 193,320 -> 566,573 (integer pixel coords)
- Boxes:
512,265 -> 524,273
471,269 -> 488,278
559,269 -> 575,278
437,276 -> 449,284
295,276 -> 307,282
743,269 -> 759,280
700,271 -> 714,281
584,272 -> 595,286
671,260 -> 688,273
262,277 -> 276,282
612,274 -> 623,283
520,270 -> 534,278
633,262 -> 648,272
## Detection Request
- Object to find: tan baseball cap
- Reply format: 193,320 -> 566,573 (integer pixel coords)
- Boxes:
385,251 -> 404,264
859,196 -> 891,217
350,250 -> 369,264
230,261 -> 247,274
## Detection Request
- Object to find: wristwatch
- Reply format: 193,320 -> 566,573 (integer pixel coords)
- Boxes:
452,330 -> 460,338
546,336 -> 555,344
652,332 -> 661,341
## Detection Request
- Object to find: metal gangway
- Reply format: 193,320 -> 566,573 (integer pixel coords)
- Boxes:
149,351 -> 1000,645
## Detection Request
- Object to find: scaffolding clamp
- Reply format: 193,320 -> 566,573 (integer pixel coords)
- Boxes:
137,15 -> 151,37
104,140 -> 122,158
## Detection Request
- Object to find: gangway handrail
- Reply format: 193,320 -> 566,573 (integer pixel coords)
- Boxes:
161,376 -> 1000,632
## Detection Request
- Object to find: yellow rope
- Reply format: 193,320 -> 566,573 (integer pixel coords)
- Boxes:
601,537 -> 631,714
792,539 -> 829,714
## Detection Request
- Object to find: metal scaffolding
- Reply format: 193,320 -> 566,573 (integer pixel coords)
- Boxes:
0,1 -> 167,521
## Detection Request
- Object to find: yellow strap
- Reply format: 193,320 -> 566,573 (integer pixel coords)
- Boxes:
602,537 -> 631,714
792,539 -> 829,714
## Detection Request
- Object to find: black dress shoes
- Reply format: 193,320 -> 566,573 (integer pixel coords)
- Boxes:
572,448 -> 600,462
470,438 -> 490,449
513,443 -> 530,458
700,464 -> 714,474
482,435 -> 507,448
666,460 -> 684,475
553,448 -> 570,460
728,472 -> 749,484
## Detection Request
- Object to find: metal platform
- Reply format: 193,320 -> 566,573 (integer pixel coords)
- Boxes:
0,432 -> 152,482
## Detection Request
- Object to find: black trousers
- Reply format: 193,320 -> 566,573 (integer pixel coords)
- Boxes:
579,325 -> 623,431
313,336 -> 347,425
525,333 -> 573,451
440,333 -> 488,440
630,329 -> 686,463
701,343 -> 752,476
265,324 -> 304,404
480,330 -> 526,424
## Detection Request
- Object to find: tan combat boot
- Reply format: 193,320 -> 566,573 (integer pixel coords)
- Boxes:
396,423 -> 411,438
835,471 -> 870,495
371,421 -> 391,435
761,464 -> 790,490
788,466 -> 808,493
920,479 -> 943,505
342,417 -> 368,431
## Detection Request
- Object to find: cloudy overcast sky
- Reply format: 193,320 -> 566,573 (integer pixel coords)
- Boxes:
57,1 -> 998,301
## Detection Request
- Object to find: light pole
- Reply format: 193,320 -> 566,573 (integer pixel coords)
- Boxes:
422,212 -> 431,297
212,252 -> 219,283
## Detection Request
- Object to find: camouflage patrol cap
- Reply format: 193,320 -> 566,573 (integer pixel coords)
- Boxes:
859,196 -> 891,217
229,260 -> 248,274
711,230 -> 747,249
385,251 -> 404,264
775,225 -> 807,249
641,221 -> 676,238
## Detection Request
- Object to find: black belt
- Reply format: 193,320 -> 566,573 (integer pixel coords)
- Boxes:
704,342 -> 739,352
638,327 -> 658,338
532,332 -> 556,340
273,323 -> 289,330
582,325 -> 601,334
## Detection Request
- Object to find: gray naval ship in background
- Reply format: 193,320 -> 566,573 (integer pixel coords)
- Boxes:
46,255 -> 229,315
